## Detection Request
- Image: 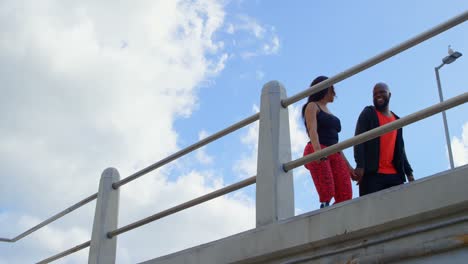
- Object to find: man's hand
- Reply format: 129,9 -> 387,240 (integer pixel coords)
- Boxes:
353,167 -> 364,183
407,174 -> 415,182
348,166 -> 357,181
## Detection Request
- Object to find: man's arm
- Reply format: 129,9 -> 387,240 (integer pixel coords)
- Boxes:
354,107 -> 370,182
402,138 -> 414,181
354,107 -> 370,169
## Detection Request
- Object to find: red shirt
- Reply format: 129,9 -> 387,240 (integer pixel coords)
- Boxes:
376,110 -> 398,174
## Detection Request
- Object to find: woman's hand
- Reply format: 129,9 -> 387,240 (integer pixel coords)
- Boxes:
354,168 -> 364,184
312,155 -> 326,164
349,165 -> 358,181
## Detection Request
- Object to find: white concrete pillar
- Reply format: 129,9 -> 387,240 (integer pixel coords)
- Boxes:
88,168 -> 120,264
256,81 -> 294,227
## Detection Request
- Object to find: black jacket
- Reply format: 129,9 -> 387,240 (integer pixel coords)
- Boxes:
354,106 -> 413,180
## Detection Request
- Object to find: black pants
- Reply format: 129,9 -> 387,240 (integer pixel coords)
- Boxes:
359,172 -> 404,196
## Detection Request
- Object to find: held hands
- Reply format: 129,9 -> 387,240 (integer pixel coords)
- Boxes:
353,167 -> 364,184
350,168 -> 415,184
348,165 -> 358,181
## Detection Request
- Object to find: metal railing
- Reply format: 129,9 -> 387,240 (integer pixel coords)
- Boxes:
1,9 -> 466,264
108,175 -> 256,238
283,92 -> 468,171
281,11 -> 468,107
112,113 -> 259,189
1,193 -> 98,243
37,241 -> 91,264
0,114 -> 258,243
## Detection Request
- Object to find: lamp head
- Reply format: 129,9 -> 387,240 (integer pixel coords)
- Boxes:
442,51 -> 462,65
452,51 -> 462,59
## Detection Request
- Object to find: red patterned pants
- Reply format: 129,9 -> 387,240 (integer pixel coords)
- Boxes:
303,143 -> 352,204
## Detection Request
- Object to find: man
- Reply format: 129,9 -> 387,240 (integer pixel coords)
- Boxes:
354,82 -> 414,196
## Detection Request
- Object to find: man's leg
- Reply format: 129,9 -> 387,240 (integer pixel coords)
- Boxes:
360,172 -> 386,196
382,173 -> 405,189
359,175 -> 367,197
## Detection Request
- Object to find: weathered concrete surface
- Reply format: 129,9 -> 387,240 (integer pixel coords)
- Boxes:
89,168 -> 120,264
256,81 -> 294,227
140,165 -> 468,264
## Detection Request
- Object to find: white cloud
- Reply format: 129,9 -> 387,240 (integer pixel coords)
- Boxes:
289,105 -> 310,164
232,102 -> 312,217
0,212 -> 90,263
233,106 -> 260,178
239,37 -> 280,58
226,15 -> 265,38
0,0 -> 220,207
227,15 -> 280,59
116,170 -> 254,263
451,122 -> 468,167
0,0 -> 257,263
263,35 -> 280,55
226,23 -> 235,34
29,219 -> 90,262
208,53 -> 229,75
238,15 -> 266,38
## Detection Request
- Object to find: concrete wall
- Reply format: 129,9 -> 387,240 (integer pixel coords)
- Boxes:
140,165 -> 468,264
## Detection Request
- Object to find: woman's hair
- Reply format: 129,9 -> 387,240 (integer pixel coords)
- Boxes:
301,76 -> 330,128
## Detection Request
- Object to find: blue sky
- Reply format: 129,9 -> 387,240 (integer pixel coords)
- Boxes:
0,1 -> 467,263
176,1 -> 468,211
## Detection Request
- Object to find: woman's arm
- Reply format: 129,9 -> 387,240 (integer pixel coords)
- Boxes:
304,103 -> 321,153
341,151 -> 358,180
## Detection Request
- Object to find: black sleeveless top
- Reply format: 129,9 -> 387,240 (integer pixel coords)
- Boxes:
306,103 -> 341,146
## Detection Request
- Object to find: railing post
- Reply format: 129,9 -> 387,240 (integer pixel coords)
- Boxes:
256,81 -> 294,227
88,168 -> 120,264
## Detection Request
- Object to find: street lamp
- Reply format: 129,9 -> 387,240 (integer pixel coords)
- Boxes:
434,47 -> 463,169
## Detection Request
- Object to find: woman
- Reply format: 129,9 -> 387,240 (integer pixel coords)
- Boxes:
302,76 -> 355,208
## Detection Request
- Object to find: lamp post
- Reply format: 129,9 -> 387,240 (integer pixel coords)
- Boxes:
434,49 -> 462,169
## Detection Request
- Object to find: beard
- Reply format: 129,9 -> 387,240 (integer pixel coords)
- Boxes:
374,98 -> 389,111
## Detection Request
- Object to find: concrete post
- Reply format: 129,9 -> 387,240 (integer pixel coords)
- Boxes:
256,81 -> 294,227
88,168 -> 120,264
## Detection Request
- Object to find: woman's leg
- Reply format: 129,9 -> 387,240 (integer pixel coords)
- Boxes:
304,143 -> 335,203
328,151 -> 352,203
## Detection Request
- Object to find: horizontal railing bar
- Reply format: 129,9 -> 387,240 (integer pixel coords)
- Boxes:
108,175 -> 257,238
283,92 -> 468,171
0,193 -> 97,243
113,113 -> 259,189
281,10 -> 468,107
36,240 -> 91,264
1,97 -> 259,246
